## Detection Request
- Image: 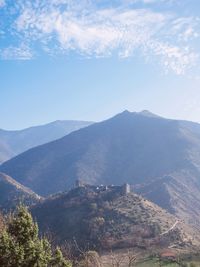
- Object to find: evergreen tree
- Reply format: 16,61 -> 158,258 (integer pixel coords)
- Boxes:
0,205 -> 72,267
51,247 -> 70,267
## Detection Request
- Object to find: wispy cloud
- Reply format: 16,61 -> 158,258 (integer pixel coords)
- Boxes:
0,44 -> 33,60
0,0 -> 5,8
0,0 -> 200,74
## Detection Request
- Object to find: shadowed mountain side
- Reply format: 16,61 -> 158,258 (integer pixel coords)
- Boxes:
1,110 -> 196,196
135,173 -> 200,228
0,172 -> 42,211
0,120 -> 93,164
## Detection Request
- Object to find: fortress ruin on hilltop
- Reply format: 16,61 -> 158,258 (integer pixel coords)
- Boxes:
75,179 -> 131,195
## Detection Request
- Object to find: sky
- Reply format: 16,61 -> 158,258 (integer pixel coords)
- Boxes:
1,0 -> 200,130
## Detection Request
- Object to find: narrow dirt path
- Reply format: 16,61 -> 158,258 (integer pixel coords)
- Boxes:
160,220 -> 179,236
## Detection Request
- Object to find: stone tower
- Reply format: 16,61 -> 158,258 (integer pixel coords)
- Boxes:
75,179 -> 83,188
122,183 -> 131,195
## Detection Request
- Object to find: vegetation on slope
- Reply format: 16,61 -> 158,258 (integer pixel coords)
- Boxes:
31,185 -> 188,251
0,172 -> 41,212
0,213 -> 4,233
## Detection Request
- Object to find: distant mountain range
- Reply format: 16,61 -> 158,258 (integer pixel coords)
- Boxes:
0,120 -> 93,164
0,172 -> 41,211
1,110 -> 200,229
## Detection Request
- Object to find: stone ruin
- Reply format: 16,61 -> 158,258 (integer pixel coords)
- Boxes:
75,179 -> 131,195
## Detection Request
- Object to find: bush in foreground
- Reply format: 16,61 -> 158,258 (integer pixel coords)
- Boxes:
0,205 -> 72,267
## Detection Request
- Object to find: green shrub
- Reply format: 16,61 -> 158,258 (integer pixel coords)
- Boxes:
0,205 -> 72,267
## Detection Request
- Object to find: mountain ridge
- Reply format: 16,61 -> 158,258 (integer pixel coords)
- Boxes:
2,110 -> 200,229
0,120 -> 93,164
0,172 -> 41,211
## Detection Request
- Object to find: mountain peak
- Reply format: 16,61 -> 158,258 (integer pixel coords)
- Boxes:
118,110 -> 160,119
139,110 -> 160,118
120,110 -> 132,115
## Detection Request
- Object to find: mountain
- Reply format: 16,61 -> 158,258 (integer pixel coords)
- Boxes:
31,184 -> 196,250
2,110 -> 200,228
0,120 -> 93,164
0,172 -> 41,211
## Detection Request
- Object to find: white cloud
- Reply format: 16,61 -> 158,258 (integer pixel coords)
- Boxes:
0,44 -> 33,60
1,0 -> 200,74
0,0 -> 5,8
142,0 -> 160,3
146,41 -> 198,74
125,0 -> 175,4
170,17 -> 200,42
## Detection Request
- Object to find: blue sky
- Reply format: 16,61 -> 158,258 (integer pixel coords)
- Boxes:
1,0 -> 200,129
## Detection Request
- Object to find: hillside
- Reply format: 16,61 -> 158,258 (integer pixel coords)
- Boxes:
2,110 -> 200,228
0,212 -> 4,233
0,172 -> 41,211
31,184 -> 194,250
0,120 -> 93,164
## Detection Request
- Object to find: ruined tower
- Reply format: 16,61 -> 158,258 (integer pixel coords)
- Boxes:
75,179 -> 84,188
122,183 -> 131,195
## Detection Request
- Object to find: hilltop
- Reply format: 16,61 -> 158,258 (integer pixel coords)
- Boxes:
31,183 -> 196,251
